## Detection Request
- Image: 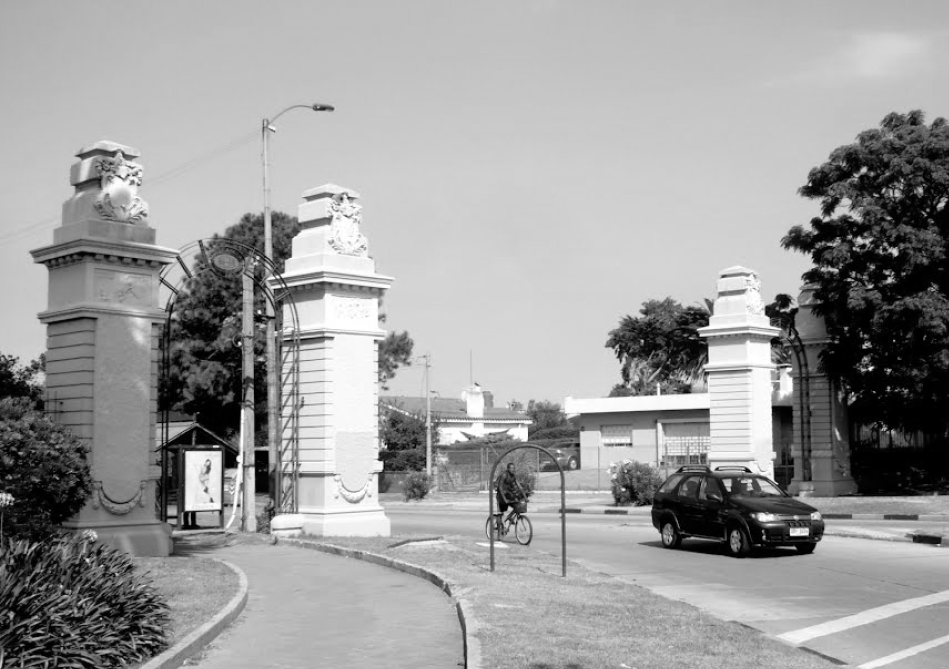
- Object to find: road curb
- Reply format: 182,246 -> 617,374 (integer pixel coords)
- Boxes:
276,537 -> 481,669
822,513 -> 949,521
139,559 -> 248,669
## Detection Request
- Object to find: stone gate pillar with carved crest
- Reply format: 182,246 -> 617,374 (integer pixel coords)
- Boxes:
270,184 -> 392,537
698,266 -> 781,479
31,141 -> 178,556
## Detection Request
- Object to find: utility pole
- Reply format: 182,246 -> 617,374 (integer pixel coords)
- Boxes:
241,259 -> 257,532
423,354 -> 432,484
261,116 -> 278,510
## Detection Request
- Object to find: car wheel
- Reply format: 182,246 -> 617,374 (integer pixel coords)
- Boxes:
795,543 -> 817,555
660,518 -> 681,549
567,457 -> 579,470
727,525 -> 751,557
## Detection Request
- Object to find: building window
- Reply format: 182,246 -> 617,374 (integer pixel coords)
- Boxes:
660,421 -> 709,466
601,424 -> 633,447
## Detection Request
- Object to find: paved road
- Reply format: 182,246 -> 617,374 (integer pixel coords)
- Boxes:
389,507 -> 949,669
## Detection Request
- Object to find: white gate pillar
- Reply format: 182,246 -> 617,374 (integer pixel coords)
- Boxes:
270,185 -> 391,537
698,267 -> 779,478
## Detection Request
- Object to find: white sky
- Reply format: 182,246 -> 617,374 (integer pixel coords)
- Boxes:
1,1 -> 947,407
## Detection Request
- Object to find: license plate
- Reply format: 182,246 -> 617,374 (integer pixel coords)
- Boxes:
790,527 -> 809,537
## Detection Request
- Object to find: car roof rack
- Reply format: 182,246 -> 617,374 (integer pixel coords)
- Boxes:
713,466 -> 753,473
674,465 -> 710,473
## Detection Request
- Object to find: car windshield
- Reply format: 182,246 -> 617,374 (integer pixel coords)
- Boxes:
721,476 -> 785,497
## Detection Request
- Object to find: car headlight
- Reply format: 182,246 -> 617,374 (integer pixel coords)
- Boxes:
810,511 -> 822,521
751,512 -> 779,522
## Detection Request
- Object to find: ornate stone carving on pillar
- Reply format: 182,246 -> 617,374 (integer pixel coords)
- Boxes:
698,267 -> 780,478
786,286 -> 857,497
31,141 -> 178,556
270,184 -> 392,537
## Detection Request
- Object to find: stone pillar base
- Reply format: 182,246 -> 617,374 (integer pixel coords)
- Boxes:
271,509 -> 391,538
62,518 -> 173,557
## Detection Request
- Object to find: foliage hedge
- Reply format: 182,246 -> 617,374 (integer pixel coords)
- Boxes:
0,532 -> 169,667
402,471 -> 431,501
609,460 -> 662,506
0,398 -> 93,540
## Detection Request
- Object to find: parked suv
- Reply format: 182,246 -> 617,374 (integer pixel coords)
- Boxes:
651,465 -> 824,557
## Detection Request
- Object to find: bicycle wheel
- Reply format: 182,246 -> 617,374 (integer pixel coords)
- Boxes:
485,515 -> 501,541
514,514 -> 533,545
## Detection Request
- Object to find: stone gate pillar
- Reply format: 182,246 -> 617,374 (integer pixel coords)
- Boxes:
698,267 -> 779,479
270,184 -> 391,537
787,285 -> 857,496
31,141 -> 177,556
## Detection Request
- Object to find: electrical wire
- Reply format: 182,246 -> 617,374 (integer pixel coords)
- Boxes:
0,130 -> 259,245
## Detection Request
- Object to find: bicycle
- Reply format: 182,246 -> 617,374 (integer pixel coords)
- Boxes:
485,500 -> 533,545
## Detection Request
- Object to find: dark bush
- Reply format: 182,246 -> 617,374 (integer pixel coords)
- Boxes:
609,460 -> 662,506
0,532 -> 170,667
387,447 -> 426,472
0,398 -> 93,539
402,471 -> 431,501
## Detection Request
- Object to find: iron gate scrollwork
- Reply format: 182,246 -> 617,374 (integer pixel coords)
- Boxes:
157,238 -> 302,521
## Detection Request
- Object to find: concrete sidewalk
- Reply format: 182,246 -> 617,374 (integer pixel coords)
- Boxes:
172,536 -> 465,669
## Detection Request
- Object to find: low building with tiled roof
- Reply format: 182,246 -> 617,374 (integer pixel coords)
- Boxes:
380,383 -> 531,444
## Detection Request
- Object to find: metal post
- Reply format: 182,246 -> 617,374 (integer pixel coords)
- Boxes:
242,259 -> 257,532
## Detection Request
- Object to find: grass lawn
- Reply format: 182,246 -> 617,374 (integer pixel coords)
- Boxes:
133,553 -> 239,652
295,534 -> 841,669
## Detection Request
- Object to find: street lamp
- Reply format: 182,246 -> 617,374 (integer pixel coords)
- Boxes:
262,102 -> 334,510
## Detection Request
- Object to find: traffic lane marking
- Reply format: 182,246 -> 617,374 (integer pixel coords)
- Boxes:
798,599 -> 949,668
857,633 -> 949,669
778,588 -> 949,644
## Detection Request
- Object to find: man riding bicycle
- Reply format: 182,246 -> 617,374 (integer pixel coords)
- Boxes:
496,462 -> 526,522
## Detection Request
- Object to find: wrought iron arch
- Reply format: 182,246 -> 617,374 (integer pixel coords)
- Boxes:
156,237 -> 302,520
488,443 -> 568,576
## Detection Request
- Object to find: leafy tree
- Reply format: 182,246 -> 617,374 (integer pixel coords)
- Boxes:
782,110 -> 949,431
605,298 -> 711,395
378,406 -> 436,471
163,212 -> 299,437
0,398 -> 93,539
0,353 -> 44,409
526,400 -> 569,437
378,330 -> 413,390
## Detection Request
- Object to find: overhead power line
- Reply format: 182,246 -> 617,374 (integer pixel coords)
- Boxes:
0,130 -> 259,245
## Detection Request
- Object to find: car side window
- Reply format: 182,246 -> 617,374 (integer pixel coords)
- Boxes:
699,477 -> 722,501
658,474 -> 685,494
677,476 -> 701,499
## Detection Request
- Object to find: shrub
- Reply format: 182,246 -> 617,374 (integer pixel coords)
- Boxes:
0,532 -> 170,667
608,460 -> 663,506
402,471 -> 431,501
0,398 -> 93,539
515,467 -> 536,499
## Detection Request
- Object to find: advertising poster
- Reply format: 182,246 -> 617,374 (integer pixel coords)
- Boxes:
182,450 -> 223,513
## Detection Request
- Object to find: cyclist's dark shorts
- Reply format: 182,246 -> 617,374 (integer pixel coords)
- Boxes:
496,494 -> 510,513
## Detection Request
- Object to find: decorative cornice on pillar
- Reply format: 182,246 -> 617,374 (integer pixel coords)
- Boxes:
31,243 -> 177,269
37,304 -> 168,324
280,327 -> 388,341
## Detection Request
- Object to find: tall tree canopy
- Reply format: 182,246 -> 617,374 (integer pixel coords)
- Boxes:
0,353 -> 44,409
782,110 -> 949,431
605,298 -> 711,396
525,400 -> 569,437
163,211 -> 415,437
